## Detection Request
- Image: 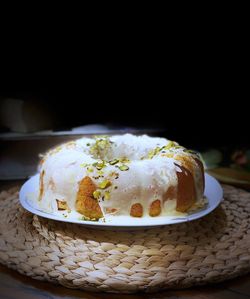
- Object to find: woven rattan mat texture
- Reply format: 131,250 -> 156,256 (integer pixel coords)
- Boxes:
0,185 -> 250,293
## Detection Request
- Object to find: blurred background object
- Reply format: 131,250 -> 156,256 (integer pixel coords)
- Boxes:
0,98 -> 53,133
0,90 -> 249,188
202,148 -> 250,190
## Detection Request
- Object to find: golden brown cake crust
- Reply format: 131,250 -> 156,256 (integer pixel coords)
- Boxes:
130,203 -> 143,217
175,164 -> 196,212
76,176 -> 103,220
39,170 -> 45,201
149,200 -> 162,217
194,157 -> 205,193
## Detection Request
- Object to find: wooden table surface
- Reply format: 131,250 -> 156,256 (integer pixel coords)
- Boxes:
1,264 -> 250,299
0,180 -> 250,299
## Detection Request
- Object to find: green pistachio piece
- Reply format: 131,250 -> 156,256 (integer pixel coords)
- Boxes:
119,165 -> 129,171
99,180 -> 112,189
164,141 -> 177,150
109,159 -> 119,165
93,161 -> 105,170
119,157 -> 130,163
104,191 -> 110,200
80,163 -> 88,167
93,190 -> 101,199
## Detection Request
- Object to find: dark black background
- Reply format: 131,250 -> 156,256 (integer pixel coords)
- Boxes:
0,12 -> 248,150
0,44 -> 248,149
0,82 -> 247,149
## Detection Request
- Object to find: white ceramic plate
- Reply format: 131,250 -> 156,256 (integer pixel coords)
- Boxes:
19,173 -> 223,229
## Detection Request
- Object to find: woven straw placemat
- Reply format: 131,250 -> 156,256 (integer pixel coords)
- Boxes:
0,185 -> 250,293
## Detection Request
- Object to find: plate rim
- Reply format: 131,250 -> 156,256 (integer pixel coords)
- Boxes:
19,173 -> 223,229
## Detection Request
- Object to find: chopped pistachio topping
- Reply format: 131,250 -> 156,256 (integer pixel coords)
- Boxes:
89,136 -> 113,160
80,163 -> 89,167
87,167 -> 94,172
109,159 -> 119,165
81,215 -> 99,221
119,157 -> 130,164
93,190 -> 101,199
98,180 -> 112,189
161,153 -> 174,158
163,141 -> 177,150
56,199 -> 69,211
93,161 -> 106,170
139,141 -> 182,160
148,147 -> 161,159
119,165 -> 129,171
148,151 -> 154,159
104,191 -> 110,200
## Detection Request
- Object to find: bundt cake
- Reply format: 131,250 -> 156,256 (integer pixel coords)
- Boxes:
37,134 -> 205,220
